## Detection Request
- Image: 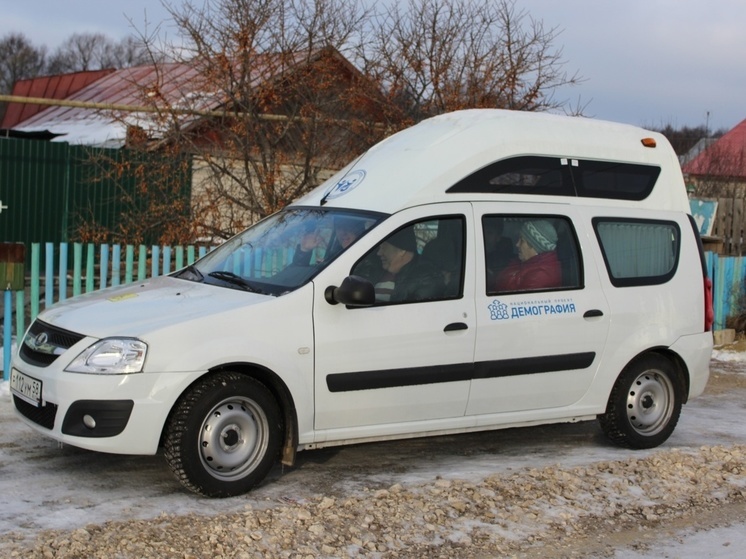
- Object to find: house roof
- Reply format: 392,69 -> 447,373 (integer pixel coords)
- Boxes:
5,63 -> 211,147
1,69 -> 115,129
682,118 -> 746,179
4,48 -> 364,148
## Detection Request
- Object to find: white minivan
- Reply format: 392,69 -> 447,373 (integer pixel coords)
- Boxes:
11,109 -> 714,497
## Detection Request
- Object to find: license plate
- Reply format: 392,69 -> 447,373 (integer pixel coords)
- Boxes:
10,369 -> 43,407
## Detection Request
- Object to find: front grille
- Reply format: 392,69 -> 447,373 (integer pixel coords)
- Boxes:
13,395 -> 58,430
20,320 -> 85,367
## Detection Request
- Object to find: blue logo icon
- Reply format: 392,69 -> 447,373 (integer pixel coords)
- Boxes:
324,170 -> 366,200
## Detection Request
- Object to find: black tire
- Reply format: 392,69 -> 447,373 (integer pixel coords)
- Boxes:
598,354 -> 684,449
164,372 -> 282,498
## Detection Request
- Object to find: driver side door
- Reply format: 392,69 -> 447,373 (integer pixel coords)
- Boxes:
312,203 -> 476,434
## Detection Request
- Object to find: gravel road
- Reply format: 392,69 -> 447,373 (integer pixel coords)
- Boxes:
0,358 -> 744,558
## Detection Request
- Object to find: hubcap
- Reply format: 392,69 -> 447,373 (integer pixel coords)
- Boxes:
625,371 -> 674,436
199,397 -> 269,480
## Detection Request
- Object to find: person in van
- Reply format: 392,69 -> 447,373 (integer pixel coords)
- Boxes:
484,218 -> 515,284
293,217 -> 366,265
494,219 -> 562,292
372,227 -> 444,302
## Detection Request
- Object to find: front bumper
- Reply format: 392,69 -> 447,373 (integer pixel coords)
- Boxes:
11,360 -> 204,455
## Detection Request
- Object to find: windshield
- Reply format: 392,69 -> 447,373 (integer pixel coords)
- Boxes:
177,207 -> 384,295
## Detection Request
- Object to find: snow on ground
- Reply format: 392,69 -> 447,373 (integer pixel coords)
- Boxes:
0,344 -> 744,557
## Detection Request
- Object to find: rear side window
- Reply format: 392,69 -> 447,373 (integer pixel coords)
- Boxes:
484,215 -> 582,295
594,218 -> 680,287
449,156 -> 571,196
447,156 -> 660,201
577,160 -> 660,200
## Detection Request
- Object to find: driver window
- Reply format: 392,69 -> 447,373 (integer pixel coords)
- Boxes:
352,216 -> 465,305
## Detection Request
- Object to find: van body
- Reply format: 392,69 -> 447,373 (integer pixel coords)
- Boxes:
10,110 -> 713,497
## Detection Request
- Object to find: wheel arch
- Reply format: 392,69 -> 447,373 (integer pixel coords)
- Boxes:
626,347 -> 690,404
161,362 -> 299,467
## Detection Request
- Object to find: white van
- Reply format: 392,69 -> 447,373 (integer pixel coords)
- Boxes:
10,109 -> 714,497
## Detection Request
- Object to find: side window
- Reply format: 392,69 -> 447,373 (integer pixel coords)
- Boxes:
447,156 -> 572,196
594,218 -> 680,287
484,215 -> 582,295
351,216 -> 465,305
446,156 -> 660,201
575,160 -> 660,200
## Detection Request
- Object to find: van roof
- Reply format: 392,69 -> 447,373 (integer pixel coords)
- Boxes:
295,109 -> 689,214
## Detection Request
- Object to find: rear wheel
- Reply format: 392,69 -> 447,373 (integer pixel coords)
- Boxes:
598,354 -> 683,449
164,372 -> 282,497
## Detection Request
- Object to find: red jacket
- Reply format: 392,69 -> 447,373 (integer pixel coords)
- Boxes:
494,251 -> 562,292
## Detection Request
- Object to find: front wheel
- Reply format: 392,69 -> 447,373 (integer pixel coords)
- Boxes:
164,372 -> 282,497
598,354 -> 684,449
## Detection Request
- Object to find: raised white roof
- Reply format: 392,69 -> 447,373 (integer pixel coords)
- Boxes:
296,109 -> 689,214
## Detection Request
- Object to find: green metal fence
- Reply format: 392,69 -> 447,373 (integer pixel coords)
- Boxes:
0,138 -> 192,263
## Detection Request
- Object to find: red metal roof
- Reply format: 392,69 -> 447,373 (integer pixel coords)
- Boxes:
1,69 -> 115,128
4,48 -> 370,147
682,118 -> 746,179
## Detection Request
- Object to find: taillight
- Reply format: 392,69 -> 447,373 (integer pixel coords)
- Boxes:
704,276 -> 714,332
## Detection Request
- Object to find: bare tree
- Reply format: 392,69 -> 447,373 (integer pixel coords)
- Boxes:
0,33 -> 47,121
354,0 -> 582,122
46,32 -> 151,73
0,33 -> 47,93
123,0 -> 383,240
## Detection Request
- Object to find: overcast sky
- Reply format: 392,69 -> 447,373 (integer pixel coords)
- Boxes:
1,0 -> 744,133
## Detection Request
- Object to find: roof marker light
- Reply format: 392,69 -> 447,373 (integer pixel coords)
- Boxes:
641,137 -> 657,148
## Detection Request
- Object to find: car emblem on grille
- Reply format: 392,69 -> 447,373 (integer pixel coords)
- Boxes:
25,331 -> 57,354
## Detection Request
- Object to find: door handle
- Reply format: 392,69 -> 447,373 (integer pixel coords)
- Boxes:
444,322 -> 468,332
583,309 -> 604,318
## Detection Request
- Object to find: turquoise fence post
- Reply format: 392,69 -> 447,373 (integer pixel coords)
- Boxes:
112,244 -> 121,287
175,246 -> 184,270
163,246 -> 172,275
73,243 -> 83,297
45,242 -> 54,309
138,245 -> 147,281
152,246 -> 160,278
30,243 -> 40,322
187,246 -> 195,264
15,290 -> 24,342
125,245 -> 134,284
713,253 -> 726,331
85,244 -> 95,293
100,245 -> 109,289
3,288 -> 10,380
59,243 -> 68,302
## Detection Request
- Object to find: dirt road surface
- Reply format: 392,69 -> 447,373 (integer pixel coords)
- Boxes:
0,355 -> 744,558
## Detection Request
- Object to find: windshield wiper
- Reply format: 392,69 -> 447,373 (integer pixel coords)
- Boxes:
208,270 -> 258,292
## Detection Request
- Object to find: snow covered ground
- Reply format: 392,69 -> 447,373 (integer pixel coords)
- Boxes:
0,345 -> 744,557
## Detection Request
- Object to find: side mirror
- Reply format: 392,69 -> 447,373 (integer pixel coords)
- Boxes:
325,275 -> 375,307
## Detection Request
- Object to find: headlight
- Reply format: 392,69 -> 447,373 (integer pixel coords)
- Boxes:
65,338 -> 147,374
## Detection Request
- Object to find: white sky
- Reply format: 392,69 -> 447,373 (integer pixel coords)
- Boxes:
0,0 -> 744,133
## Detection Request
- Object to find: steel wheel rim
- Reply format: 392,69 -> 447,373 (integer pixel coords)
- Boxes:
199,397 -> 269,481
625,370 -> 674,436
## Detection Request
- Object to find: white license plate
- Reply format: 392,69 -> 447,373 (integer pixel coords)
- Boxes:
10,369 -> 43,407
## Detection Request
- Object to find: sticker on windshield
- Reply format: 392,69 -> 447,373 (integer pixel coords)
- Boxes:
323,170 -> 366,200
108,293 -> 138,303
